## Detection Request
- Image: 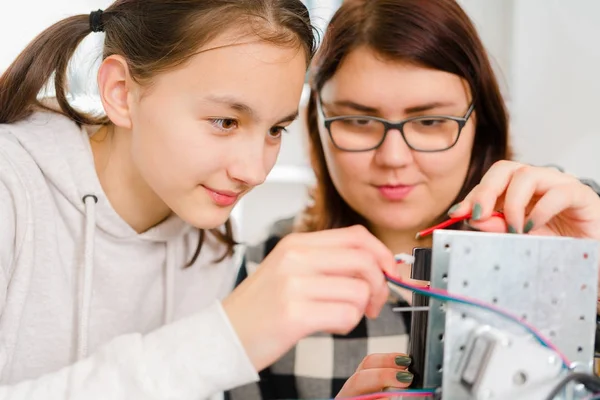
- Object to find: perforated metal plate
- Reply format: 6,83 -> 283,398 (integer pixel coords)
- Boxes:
424,231 -> 599,398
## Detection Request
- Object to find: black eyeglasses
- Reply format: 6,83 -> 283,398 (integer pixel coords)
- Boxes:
318,98 -> 475,152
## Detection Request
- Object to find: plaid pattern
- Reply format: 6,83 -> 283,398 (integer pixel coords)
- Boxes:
226,219 -> 411,400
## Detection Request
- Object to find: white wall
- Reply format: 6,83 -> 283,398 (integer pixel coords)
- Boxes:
0,1 -> 113,73
459,0 -> 600,181
509,0 -> 600,181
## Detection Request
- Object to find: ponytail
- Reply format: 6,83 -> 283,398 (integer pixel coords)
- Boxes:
0,14 -> 108,125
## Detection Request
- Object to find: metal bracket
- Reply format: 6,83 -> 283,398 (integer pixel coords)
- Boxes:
424,231 -> 599,399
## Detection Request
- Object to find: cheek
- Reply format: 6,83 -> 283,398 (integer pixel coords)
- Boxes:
416,128 -> 475,199
320,134 -> 370,194
264,143 -> 281,173
130,99 -> 222,191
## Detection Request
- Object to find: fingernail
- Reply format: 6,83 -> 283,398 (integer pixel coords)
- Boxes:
395,355 -> 412,367
507,225 -> 517,234
471,203 -> 482,221
523,219 -> 534,234
448,203 -> 461,215
396,371 -> 414,383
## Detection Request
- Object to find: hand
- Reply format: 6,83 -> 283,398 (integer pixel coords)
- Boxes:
448,160 -> 600,238
335,353 -> 414,399
222,225 -> 396,372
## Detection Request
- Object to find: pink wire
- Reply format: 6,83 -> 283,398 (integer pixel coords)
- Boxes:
338,391 -> 434,400
387,273 -> 571,368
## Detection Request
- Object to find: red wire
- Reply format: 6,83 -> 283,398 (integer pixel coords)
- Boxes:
416,211 -> 505,239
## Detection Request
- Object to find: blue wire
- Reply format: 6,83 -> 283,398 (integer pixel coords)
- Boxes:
385,275 -> 569,368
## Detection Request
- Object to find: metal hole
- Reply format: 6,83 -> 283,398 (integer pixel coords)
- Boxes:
578,346 -> 583,353
522,314 -> 527,320
463,280 -> 469,287
513,371 -> 528,385
550,331 -> 556,337
444,243 -> 451,250
582,284 -> 588,291
553,267 -> 559,273
459,345 -> 466,352
492,297 -> 498,304
494,264 -> 500,271
525,250 -> 531,257
465,247 -> 471,254
584,253 -> 589,259
461,313 -> 467,319
523,282 -> 529,288
551,298 -> 558,305
442,273 -> 448,282
438,333 -> 444,342
437,364 -> 443,373
580,315 -> 585,321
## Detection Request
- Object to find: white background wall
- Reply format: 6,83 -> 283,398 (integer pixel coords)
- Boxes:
1,1 -> 598,243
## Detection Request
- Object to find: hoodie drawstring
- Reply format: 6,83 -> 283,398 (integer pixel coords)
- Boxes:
77,194 -> 177,360
78,194 -> 98,360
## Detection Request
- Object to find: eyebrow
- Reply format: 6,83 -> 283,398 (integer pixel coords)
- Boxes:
204,94 -> 299,125
329,100 -> 458,115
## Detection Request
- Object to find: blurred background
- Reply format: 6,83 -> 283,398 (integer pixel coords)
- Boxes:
1,0 -> 599,244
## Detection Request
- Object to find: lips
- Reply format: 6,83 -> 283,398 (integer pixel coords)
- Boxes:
376,184 -> 415,201
203,185 -> 241,207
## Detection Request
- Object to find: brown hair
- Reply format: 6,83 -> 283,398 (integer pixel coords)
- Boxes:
0,0 -> 317,265
301,0 -> 511,232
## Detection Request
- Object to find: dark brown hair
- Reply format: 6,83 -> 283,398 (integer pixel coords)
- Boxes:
0,0 -> 317,265
301,0 -> 511,232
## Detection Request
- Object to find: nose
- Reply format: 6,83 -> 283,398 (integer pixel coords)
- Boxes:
374,129 -> 414,168
228,138 -> 269,188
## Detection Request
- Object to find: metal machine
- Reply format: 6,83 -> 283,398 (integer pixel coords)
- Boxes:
397,230 -> 599,400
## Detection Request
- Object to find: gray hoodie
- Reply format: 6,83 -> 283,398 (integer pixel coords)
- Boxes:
0,111 -> 257,399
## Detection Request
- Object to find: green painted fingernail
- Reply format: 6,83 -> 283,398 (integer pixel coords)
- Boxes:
472,203 -> 482,221
396,371 -> 414,383
395,355 -> 412,367
448,203 -> 461,215
507,225 -> 517,234
523,220 -> 534,234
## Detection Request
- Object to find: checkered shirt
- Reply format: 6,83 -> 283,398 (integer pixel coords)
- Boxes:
226,221 -> 411,400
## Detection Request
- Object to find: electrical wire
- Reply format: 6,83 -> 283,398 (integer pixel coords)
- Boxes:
542,372 -> 600,400
334,389 -> 435,399
384,268 -> 572,368
415,211 -> 505,239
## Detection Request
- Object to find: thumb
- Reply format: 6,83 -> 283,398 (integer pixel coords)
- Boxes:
468,215 -> 509,233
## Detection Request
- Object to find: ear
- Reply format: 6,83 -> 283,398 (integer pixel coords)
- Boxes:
97,55 -> 135,129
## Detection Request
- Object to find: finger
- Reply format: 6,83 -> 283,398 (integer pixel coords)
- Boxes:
357,353 -> 412,371
451,160 -> 524,219
337,368 -> 413,399
500,167 -> 540,233
527,182 -> 600,232
300,276 -> 371,316
467,214 -> 508,233
288,226 -> 397,275
300,302 -> 363,337
453,162 -> 573,223
296,248 -> 389,318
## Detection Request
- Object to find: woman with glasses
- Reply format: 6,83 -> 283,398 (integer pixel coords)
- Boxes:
228,0 -> 600,399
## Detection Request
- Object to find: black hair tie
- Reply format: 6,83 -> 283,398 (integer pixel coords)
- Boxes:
89,9 -> 105,33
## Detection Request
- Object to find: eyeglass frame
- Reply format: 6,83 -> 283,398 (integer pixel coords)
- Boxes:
317,96 -> 476,153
